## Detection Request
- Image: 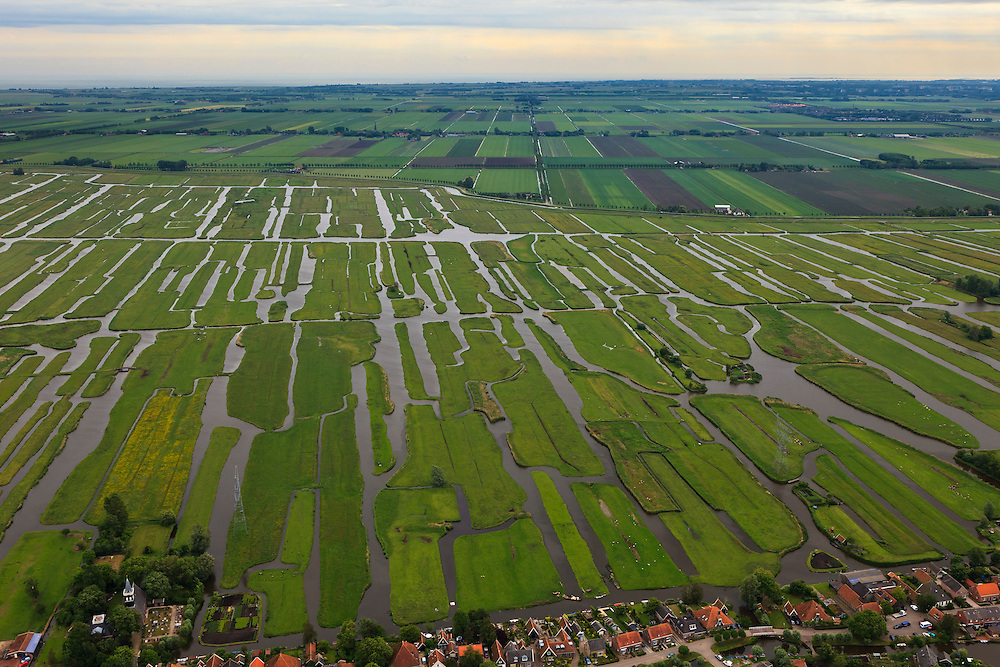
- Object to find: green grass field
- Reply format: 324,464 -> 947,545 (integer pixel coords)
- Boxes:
548,310 -> 682,394
0,531 -> 89,636
249,568 -> 308,638
796,364 -> 977,448
787,304 -> 1000,436
690,394 -> 819,481
228,324 -> 294,430
176,426 -> 241,545
453,518 -> 563,611
493,350 -> 604,476
747,305 -> 857,364
532,472 -> 608,595
374,487 -> 458,623
572,482 -> 686,590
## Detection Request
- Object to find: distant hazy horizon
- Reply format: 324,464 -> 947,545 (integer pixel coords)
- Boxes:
3,0 -> 999,84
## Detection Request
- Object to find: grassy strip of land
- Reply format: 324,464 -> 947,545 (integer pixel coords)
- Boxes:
0,348 -> 34,375
425,319 -> 520,417
833,418 -> 1000,521
395,322 -> 435,400
796,363 -> 977,448
280,490 -> 315,569
82,333 -> 141,398
526,319 -> 586,372
772,404 -> 980,554
644,454 -> 780,586
787,304 -> 1000,435
568,370 -> 677,422
294,321 -> 379,418
666,443 -> 804,554
44,329 -> 234,525
0,353 -> 71,448
249,568 -> 308,638
390,405 -> 525,529
812,454 -> 941,560
222,417 -> 319,588
548,310 -> 682,393
848,305 -> 1000,389
87,378 -> 211,524
0,403 -> 88,539
318,403 -> 369,627
493,351 -> 603,476
496,314 -> 524,347
0,531 -> 90,636
228,323 -> 294,430
531,472 -> 608,595
572,482 -> 686,590
453,518 -> 564,611
675,407 -> 713,442
374,487 -> 458,624
690,394 -> 818,482
585,421 -> 677,513
0,320 -> 101,349
746,305 -> 856,364
0,398 -> 72,485
176,426 -> 241,545
365,362 -> 396,474
56,337 -> 117,396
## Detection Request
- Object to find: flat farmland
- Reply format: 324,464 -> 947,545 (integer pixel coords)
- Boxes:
624,169 -> 707,210
5,80 -> 1000,646
667,169 -> 824,215
752,169 -> 1000,215
474,169 -> 539,194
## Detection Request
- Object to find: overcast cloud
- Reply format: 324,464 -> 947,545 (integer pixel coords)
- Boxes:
1,0 -> 998,84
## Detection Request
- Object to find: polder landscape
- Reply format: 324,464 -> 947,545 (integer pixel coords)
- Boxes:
3,79 -> 1000,665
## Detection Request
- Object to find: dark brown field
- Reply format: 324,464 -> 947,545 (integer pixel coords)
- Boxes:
624,169 -> 707,210
298,139 -> 378,158
589,136 -> 660,158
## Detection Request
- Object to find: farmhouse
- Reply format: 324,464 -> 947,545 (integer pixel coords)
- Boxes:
611,631 -> 642,655
693,602 -> 734,630
427,650 -> 447,667
642,623 -> 673,648
4,633 -> 41,661
670,613 -> 707,641
956,606 -> 1000,631
579,638 -> 606,659
966,581 -> 1000,605
264,654 -> 300,667
784,600 -> 832,625
390,642 -> 421,667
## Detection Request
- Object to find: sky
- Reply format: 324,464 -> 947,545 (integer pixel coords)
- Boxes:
2,0 -> 999,85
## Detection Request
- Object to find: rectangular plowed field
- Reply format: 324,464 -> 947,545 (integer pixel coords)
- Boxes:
298,139 -> 379,157
751,169 -> 1000,215
589,136 -> 660,158
667,169 -> 823,216
624,169 -> 707,210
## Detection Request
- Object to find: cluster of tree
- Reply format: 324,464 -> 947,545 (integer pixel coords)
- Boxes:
956,450 -> 1000,485
457,177 -> 475,189
941,310 -> 994,341
739,568 -> 782,608
953,273 -> 1000,301
540,129 -> 586,137
12,167 -> 24,175
54,156 -> 111,168
452,609 -> 496,646
94,494 -> 131,556
862,151 -> 996,170
737,162 -> 816,173
156,159 -> 188,171
905,204 -> 1000,217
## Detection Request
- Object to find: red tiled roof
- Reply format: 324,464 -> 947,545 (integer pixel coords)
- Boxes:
791,601 -> 832,624
974,583 -> 1000,599
693,605 -> 734,629
457,645 -> 483,658
264,655 -> 301,667
645,623 -> 672,641
613,632 -> 642,649
391,643 -> 421,667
